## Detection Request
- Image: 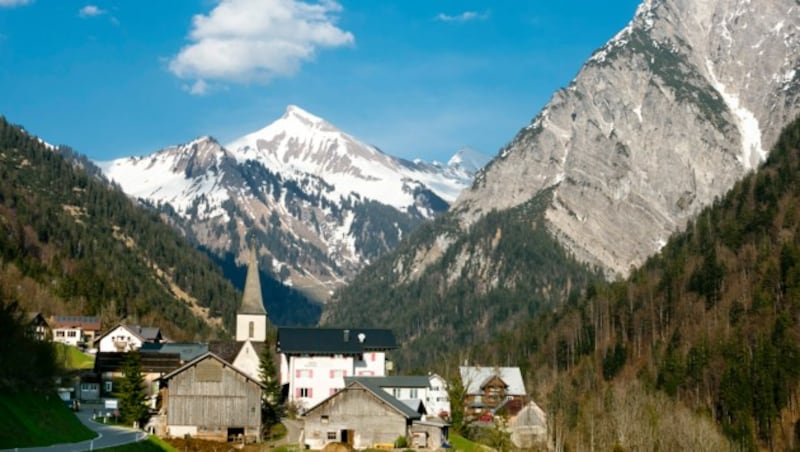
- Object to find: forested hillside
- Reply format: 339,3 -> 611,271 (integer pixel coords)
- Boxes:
324,189 -> 602,369
0,117 -> 240,339
477,117 -> 800,450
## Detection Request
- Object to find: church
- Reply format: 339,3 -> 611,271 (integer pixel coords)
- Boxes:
209,244 -> 271,382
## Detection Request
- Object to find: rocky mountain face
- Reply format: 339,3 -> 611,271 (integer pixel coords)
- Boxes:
324,0 -> 800,369
456,0 -> 800,277
99,106 -> 486,302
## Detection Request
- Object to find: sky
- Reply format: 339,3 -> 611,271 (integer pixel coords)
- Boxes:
0,0 -> 641,163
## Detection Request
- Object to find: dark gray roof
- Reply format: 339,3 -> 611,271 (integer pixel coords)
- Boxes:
305,380 -> 421,421
277,327 -> 397,354
345,376 -> 430,388
94,351 -> 181,374
53,316 -> 100,330
140,342 -> 209,362
138,327 -> 162,341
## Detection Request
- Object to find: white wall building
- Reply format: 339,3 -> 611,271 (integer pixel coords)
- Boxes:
278,327 -> 397,411
426,373 -> 451,418
95,324 -> 162,352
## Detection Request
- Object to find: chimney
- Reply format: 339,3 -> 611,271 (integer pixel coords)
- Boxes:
343,329 -> 350,342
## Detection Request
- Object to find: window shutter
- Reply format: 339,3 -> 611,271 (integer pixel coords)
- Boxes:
309,388 -> 313,398
296,370 -> 300,378
295,388 -> 301,398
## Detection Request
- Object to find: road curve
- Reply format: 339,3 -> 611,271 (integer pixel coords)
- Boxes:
1,404 -> 146,452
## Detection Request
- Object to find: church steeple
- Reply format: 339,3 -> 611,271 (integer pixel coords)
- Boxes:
239,242 -> 267,315
236,240 -> 268,342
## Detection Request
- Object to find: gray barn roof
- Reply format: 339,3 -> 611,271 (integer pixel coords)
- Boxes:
345,376 -> 430,388
140,342 -> 209,362
277,327 -> 397,354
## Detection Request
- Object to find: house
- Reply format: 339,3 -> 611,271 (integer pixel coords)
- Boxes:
158,352 -> 264,442
95,323 -> 163,352
426,373 -> 450,418
51,316 -> 101,347
344,375 -> 450,418
302,379 -> 422,450
94,351 -> 181,403
26,312 -> 51,341
278,327 -> 398,411
459,366 -> 527,419
509,401 -> 548,449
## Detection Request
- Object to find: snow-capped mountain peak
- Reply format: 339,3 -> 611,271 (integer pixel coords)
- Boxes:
447,147 -> 491,176
99,105 -> 485,302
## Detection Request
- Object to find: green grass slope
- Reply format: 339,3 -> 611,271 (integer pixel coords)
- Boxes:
54,343 -> 95,370
0,391 -> 95,448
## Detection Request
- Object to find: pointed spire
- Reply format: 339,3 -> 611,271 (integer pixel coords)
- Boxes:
239,239 -> 267,315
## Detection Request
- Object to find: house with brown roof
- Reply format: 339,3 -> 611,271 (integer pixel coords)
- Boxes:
94,351 -> 181,403
51,315 -> 100,347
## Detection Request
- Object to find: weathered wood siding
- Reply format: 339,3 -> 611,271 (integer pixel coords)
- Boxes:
304,387 -> 407,450
166,357 -> 261,430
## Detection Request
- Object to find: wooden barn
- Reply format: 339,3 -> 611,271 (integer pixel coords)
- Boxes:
159,352 -> 264,442
303,380 -> 422,450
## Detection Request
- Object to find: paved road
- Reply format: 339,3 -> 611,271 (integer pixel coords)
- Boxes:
2,404 -> 147,452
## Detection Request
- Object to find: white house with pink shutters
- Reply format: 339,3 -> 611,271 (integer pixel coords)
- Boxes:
277,327 -> 397,411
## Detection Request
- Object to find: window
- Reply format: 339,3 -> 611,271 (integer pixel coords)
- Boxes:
392,388 -> 401,398
327,432 -> 337,440
248,321 -> 254,338
321,415 -> 329,424
104,381 -> 113,393
410,388 -> 418,399
299,388 -> 311,398
67,330 -> 77,337
296,369 -> 313,378
330,388 -> 340,395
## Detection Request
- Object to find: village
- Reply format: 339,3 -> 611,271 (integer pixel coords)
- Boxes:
24,247 -> 547,451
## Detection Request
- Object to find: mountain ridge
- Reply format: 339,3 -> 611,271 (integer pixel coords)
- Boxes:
99,106 -> 490,302
324,0 -> 800,369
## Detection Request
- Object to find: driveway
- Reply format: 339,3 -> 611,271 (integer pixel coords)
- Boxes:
1,404 -> 147,452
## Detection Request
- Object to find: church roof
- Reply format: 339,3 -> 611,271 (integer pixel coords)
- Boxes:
239,243 -> 266,315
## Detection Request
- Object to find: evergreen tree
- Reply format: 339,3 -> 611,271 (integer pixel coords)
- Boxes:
446,373 -> 468,434
259,337 -> 284,435
116,351 -> 148,426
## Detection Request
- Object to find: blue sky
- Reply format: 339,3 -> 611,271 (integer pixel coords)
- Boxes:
0,0 -> 640,163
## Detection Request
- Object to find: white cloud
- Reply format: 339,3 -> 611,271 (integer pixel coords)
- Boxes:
169,0 -> 354,85
0,0 -> 31,7
183,79 -> 209,96
435,11 -> 490,23
78,5 -> 105,17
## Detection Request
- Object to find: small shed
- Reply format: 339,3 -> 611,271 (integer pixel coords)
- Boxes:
303,380 -> 421,450
159,352 -> 264,443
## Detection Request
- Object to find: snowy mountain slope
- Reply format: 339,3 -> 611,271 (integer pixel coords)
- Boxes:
226,105 -> 468,212
99,107 -> 489,302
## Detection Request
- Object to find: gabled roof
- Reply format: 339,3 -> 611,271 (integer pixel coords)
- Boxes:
304,380 -> 421,421
240,244 -> 267,315
208,341 -> 246,364
140,342 -> 209,362
52,315 -> 100,330
159,352 -> 265,388
277,327 -> 397,354
459,366 -> 526,396
94,351 -> 181,374
26,312 -> 49,325
345,376 -> 430,389
93,323 -> 162,345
